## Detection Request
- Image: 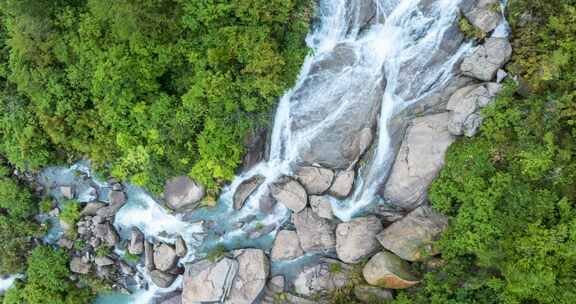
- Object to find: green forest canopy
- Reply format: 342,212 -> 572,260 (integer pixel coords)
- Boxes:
0,0 -> 311,194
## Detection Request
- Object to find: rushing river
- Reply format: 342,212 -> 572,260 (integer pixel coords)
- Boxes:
22,0 -> 509,303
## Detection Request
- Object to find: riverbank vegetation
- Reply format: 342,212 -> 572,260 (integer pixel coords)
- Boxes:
0,0 -> 311,302
0,0 -> 311,194
396,1 -> 576,303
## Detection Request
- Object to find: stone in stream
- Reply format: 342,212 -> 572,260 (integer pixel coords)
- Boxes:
353,285 -> 394,303
145,241 -> 155,271
70,257 -> 91,274
328,170 -> 355,198
336,216 -> 383,264
460,0 -> 502,33
94,256 -> 115,267
258,192 -> 277,214
294,166 -> 335,195
158,293 -> 182,304
294,258 -> 350,296
128,227 -> 144,255
293,207 -> 336,253
154,243 -> 178,272
80,202 -> 106,216
271,230 -> 304,261
175,235 -> 187,257
164,176 -> 205,211
270,177 -> 307,213
96,191 -> 127,218
182,258 -> 239,303
382,112 -> 456,211
461,38 -> 512,81
377,206 -> 448,262
233,175 -> 265,210
224,249 -> 269,304
60,186 -> 75,200
309,196 -> 334,220
362,251 -> 419,289
150,270 -> 177,288
241,127 -> 268,171
94,222 -> 120,247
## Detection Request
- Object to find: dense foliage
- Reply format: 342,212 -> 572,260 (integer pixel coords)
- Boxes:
0,0 -> 310,194
396,1 -> 576,303
0,163 -> 43,275
2,246 -> 94,304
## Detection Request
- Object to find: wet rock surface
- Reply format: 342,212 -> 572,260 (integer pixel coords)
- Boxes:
294,166 -> 334,195
164,176 -> 205,211
270,177 -> 308,213
233,175 -> 265,210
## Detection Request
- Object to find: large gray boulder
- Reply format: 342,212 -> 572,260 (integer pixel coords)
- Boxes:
270,177 -> 307,213
460,0 -> 502,33
328,170 -> 355,198
175,236 -> 187,257
182,258 -> 238,304
225,249 -> 269,304
94,222 -> 120,247
294,259 -> 350,296
377,206 -> 449,262
128,227 -> 144,255
70,257 -> 91,274
241,127 -> 267,171
81,202 -> 106,216
293,207 -> 336,253
382,113 -> 456,210
294,166 -> 334,195
233,175 -> 264,210
309,196 -> 334,220
164,176 -> 205,211
154,243 -> 178,272
271,230 -> 304,261
150,270 -> 177,288
461,38 -> 512,81
145,241 -> 155,271
362,251 -> 419,289
336,216 -> 383,264
447,83 -> 501,137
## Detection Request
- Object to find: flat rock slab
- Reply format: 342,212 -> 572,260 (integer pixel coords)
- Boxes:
224,249 -> 269,304
182,258 -> 239,303
294,258 -> 350,296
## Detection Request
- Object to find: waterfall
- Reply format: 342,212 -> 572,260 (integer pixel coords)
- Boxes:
35,1 -> 479,302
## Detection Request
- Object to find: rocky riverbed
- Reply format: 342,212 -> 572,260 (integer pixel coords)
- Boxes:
11,0 -> 514,303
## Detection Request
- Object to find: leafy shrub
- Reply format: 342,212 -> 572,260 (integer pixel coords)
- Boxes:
396,2 -> 576,303
59,200 -> 81,225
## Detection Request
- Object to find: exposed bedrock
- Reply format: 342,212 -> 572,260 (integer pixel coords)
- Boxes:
291,43 -> 384,170
381,112 -> 456,210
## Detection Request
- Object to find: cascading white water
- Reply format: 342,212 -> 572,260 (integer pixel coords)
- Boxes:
31,1 -> 489,303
